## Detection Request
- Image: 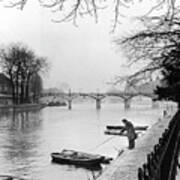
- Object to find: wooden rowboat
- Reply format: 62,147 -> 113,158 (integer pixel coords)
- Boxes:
51,149 -> 113,167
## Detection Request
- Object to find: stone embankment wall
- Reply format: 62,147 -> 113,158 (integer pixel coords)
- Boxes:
98,112 -> 177,180
0,103 -> 44,111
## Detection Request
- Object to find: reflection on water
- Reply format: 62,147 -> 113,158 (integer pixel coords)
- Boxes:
0,109 -> 43,178
0,102 -> 173,180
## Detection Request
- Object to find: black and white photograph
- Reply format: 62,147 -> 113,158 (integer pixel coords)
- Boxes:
0,1 -> 180,180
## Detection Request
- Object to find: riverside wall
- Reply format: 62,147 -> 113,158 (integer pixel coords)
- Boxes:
98,111 -> 177,180
0,103 -> 45,111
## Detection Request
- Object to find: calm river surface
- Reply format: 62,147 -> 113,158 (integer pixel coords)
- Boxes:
0,100 -> 170,180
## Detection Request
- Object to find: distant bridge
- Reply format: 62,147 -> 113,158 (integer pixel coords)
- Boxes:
41,81 -> 159,110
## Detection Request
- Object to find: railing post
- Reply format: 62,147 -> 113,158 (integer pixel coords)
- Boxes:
138,168 -> 144,180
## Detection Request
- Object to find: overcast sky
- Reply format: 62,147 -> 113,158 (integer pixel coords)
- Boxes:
0,0 -> 155,92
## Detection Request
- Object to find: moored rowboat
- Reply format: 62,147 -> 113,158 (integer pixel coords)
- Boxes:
51,149 -> 113,167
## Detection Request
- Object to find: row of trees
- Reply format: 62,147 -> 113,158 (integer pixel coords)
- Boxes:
3,0 -> 180,105
0,43 -> 49,104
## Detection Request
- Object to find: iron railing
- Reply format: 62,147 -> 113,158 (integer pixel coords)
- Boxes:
138,111 -> 180,180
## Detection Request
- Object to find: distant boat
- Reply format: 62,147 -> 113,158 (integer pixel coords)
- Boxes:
104,129 -> 126,136
47,101 -> 66,107
106,125 -> 148,131
105,125 -> 148,136
51,149 -> 113,167
0,175 -> 27,180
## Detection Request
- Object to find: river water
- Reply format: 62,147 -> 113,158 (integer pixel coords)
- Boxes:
0,100 -> 170,180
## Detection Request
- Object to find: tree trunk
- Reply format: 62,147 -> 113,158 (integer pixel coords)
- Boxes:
11,81 -> 16,104
25,74 -> 31,103
9,72 -> 16,105
15,67 -> 21,104
25,82 -> 29,103
20,80 -> 24,103
15,78 -> 18,104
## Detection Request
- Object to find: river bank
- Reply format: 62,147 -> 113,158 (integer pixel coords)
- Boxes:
98,111 -> 177,180
0,103 -> 45,111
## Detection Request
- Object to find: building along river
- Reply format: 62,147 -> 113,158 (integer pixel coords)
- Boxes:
0,98 -> 174,180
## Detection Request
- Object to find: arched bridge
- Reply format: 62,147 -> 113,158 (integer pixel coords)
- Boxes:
41,81 -> 159,110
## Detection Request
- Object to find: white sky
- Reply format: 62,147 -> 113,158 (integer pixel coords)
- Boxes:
0,0 -> 158,92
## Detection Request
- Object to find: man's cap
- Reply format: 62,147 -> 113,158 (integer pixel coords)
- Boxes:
122,119 -> 128,123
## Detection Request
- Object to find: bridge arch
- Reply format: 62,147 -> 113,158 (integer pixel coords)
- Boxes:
41,87 -> 158,110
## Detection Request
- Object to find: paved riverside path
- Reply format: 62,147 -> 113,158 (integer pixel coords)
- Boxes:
98,113 -> 176,180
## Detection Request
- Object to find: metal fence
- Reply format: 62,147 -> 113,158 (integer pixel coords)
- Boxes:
138,111 -> 180,180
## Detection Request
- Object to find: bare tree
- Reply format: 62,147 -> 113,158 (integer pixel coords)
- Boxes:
113,0 -> 180,83
3,0 -> 177,32
0,0 -> 179,34
2,1 -> 180,86
0,43 -> 49,104
30,73 -> 43,103
0,44 -> 23,104
110,0 -> 180,104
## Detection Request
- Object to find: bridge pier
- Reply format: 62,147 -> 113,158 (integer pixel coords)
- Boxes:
68,100 -> 72,110
96,99 -> 101,110
124,99 -> 131,110
80,93 -> 106,110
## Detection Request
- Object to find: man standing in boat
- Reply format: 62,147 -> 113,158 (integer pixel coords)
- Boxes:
122,119 -> 137,149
